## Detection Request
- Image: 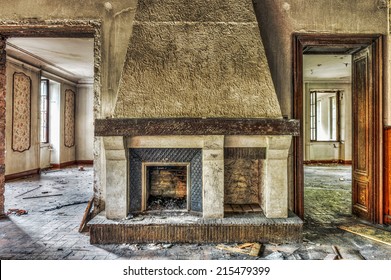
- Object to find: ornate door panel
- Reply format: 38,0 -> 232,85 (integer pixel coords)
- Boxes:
384,127 -> 391,224
352,46 -> 374,222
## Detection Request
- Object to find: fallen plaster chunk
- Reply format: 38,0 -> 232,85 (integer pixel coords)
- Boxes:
264,251 -> 284,260
216,243 -> 261,257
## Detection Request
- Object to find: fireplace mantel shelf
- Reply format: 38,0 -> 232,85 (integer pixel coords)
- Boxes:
95,118 -> 299,137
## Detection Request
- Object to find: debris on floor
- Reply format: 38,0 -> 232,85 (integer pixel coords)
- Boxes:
78,166 -> 85,171
23,193 -> 63,199
332,245 -> 343,260
14,185 -> 43,198
338,224 -> 391,246
3,165 -> 391,260
78,196 -> 94,233
216,243 -> 261,257
263,251 -> 284,260
323,254 -> 338,260
6,208 -> 28,216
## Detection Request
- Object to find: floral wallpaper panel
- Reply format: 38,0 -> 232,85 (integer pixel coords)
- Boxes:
12,72 -> 31,152
64,89 -> 75,148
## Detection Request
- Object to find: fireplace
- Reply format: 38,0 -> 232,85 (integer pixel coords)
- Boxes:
90,0 -> 303,244
90,127 -> 303,244
100,130 -> 298,220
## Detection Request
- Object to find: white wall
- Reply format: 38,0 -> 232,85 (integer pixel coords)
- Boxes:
304,81 -> 352,162
76,83 -> 94,162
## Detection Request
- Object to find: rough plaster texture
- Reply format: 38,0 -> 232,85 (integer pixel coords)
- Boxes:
114,0 -> 281,118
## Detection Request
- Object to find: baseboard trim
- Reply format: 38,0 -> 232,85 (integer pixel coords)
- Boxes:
76,160 -> 93,165
304,160 -> 352,165
51,161 -> 76,169
50,160 -> 93,169
5,168 -> 40,181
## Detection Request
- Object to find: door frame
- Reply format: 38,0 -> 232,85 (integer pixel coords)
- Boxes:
292,34 -> 384,224
0,22 -> 98,217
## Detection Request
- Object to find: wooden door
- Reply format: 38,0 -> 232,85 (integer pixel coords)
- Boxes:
385,127 -> 391,224
352,45 -> 374,222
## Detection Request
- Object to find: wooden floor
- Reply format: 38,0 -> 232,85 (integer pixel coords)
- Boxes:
224,204 -> 262,213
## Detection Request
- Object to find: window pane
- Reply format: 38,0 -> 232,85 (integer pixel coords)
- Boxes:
315,91 -> 338,141
40,80 -> 49,143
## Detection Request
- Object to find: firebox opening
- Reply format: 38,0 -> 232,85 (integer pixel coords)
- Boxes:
143,164 -> 189,212
224,148 -> 265,215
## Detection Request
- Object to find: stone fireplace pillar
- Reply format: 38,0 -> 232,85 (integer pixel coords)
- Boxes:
103,136 -> 127,219
202,136 -> 225,218
262,136 -> 292,218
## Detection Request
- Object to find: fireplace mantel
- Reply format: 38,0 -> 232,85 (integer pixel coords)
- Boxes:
95,118 -> 299,137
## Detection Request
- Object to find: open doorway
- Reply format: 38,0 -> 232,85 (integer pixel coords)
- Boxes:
293,34 -> 384,225
302,53 -> 353,226
0,25 -> 96,218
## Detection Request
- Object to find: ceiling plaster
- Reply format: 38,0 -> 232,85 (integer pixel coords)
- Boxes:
7,37 -> 94,83
303,54 -> 352,81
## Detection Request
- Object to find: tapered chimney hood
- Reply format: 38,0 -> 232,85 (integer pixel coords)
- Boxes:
114,0 -> 282,119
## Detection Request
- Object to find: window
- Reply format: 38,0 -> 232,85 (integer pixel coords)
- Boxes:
309,90 -> 340,141
40,79 -> 49,143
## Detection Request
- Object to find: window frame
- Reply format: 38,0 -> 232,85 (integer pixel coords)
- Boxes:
309,90 -> 340,142
40,79 -> 50,144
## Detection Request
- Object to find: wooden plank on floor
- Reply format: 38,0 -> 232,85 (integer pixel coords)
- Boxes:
231,205 -> 242,213
79,196 -> 94,233
224,204 -> 234,213
250,204 -> 262,212
241,204 -> 253,213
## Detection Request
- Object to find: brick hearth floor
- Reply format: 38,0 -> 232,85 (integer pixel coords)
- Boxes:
1,165 -> 391,260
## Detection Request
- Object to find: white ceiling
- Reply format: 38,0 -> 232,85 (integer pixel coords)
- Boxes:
7,37 -> 94,82
303,55 -> 352,81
